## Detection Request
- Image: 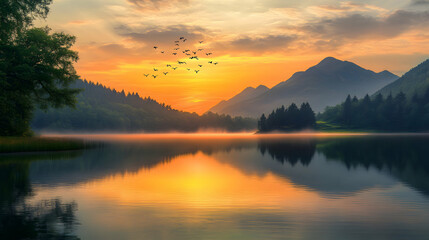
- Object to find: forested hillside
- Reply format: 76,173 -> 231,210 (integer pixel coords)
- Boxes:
32,80 -> 256,132
318,90 -> 429,131
376,59 -> 429,97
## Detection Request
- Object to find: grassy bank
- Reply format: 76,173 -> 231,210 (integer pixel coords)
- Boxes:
0,137 -> 88,153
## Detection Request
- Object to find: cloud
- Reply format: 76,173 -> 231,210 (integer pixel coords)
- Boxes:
213,35 -> 297,54
126,0 -> 189,11
411,0 -> 429,5
313,2 -> 385,13
230,35 -> 296,52
115,24 -> 208,46
301,10 -> 429,40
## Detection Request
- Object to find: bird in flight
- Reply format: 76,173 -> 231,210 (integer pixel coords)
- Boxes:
144,74 -> 149,77
152,75 -> 158,78
192,51 -> 197,55
153,68 -> 158,71
175,43 -> 179,46
199,41 -> 204,44
178,61 -> 187,64
161,51 -> 164,54
172,67 -> 178,70
198,65 -> 203,67
154,46 -> 158,50
198,49 -> 203,51
183,39 -> 187,42
190,56 -> 199,60
214,62 -> 219,65
175,40 -> 180,43
172,53 -> 177,55
206,53 -> 212,56
166,64 -> 172,67
187,68 -> 191,71
180,37 -> 184,40
195,70 -> 200,73
174,48 -> 180,50
208,61 -> 213,64
163,72 -> 168,75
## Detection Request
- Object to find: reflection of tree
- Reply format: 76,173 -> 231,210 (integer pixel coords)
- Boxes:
317,136 -> 429,196
0,161 -> 80,239
258,139 -> 316,166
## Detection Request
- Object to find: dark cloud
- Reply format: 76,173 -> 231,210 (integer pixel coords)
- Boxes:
217,35 -> 297,54
126,0 -> 189,11
302,10 -> 429,40
411,0 -> 429,5
115,24 -> 208,46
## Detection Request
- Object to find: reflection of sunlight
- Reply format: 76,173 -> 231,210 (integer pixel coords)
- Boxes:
80,152 -> 318,209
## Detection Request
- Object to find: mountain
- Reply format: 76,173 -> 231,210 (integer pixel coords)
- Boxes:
31,80 -> 256,132
375,59 -> 429,97
208,57 -> 398,117
209,85 -> 269,114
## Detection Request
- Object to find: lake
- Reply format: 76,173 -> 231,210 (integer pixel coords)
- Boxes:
1,134 -> 429,240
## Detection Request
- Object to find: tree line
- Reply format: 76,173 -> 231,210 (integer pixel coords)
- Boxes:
32,80 -> 257,132
258,102 -> 316,132
319,88 -> 429,131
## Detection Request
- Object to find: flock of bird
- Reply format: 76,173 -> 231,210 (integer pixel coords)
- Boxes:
143,37 -> 219,79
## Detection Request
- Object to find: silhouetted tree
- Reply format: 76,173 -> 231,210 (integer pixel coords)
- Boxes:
258,102 -> 316,132
258,114 -> 267,132
0,0 -> 80,136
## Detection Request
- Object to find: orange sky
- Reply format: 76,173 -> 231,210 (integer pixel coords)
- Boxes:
39,0 -> 429,114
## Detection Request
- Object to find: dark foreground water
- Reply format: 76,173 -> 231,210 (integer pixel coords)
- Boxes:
1,134 -> 429,240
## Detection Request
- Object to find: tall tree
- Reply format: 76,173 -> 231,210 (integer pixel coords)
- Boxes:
0,0 -> 80,136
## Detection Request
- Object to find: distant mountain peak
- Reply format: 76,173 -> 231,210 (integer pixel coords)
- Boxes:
208,57 -> 399,117
319,56 -> 342,65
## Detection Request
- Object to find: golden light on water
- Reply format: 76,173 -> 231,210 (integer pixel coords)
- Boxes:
76,152 -> 317,209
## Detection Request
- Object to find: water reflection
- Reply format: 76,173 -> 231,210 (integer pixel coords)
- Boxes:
258,138 -> 316,166
1,135 -> 429,239
0,156 -> 80,239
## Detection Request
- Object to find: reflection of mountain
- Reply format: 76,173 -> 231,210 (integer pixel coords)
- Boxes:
2,136 -> 429,199
317,136 -> 429,196
26,139 -> 257,186
215,141 -> 396,196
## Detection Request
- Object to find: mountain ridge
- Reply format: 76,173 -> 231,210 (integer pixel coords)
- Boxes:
209,57 -> 398,117
375,59 -> 429,97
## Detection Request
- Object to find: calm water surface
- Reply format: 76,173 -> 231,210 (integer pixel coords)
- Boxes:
1,134 -> 429,239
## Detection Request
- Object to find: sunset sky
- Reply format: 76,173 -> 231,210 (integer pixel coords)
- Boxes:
39,0 -> 429,113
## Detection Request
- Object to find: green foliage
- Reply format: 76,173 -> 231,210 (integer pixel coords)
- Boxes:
32,80 -> 257,132
376,59 -> 429,97
258,102 -> 316,132
0,0 -> 80,136
0,0 -> 52,43
319,88 -> 429,131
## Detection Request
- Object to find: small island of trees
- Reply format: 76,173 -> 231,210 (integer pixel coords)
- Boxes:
258,102 -> 316,132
